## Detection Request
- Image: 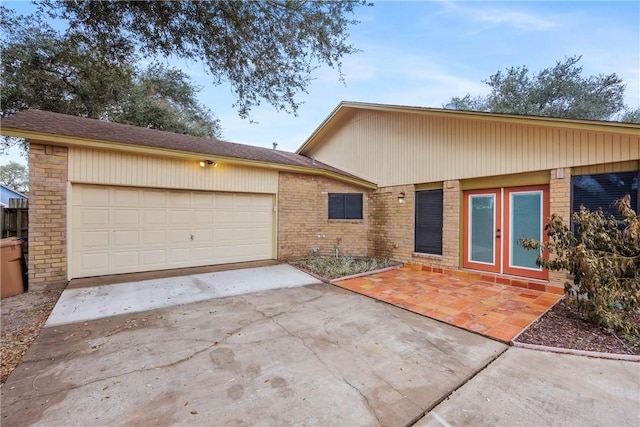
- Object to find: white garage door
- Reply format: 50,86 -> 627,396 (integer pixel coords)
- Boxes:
70,184 -> 275,278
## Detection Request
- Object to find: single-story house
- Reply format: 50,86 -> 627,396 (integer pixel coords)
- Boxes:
0,185 -> 28,207
1,103 -> 638,293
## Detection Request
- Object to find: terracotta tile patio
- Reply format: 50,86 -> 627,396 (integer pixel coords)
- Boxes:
333,267 -> 563,342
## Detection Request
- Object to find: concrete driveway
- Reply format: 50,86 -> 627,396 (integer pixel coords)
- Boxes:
417,347 -> 640,427
1,272 -> 505,426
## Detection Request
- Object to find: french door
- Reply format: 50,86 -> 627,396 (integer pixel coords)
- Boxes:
463,185 -> 549,280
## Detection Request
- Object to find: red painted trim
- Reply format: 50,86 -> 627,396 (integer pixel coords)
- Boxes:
463,189 -> 501,273
503,185 -> 549,280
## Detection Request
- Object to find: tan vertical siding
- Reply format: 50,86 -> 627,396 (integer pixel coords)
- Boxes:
68,148 -> 279,193
309,112 -> 640,187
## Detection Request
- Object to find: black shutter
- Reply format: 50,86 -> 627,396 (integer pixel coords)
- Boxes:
415,189 -> 443,255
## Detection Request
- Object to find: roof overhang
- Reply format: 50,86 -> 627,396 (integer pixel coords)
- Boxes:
2,128 -> 377,190
297,101 -> 640,155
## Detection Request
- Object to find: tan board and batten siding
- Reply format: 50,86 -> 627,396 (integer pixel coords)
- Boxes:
68,148 -> 278,278
68,147 -> 279,193
308,110 -> 640,187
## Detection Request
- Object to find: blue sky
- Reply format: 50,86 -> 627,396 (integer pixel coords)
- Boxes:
2,0 -> 639,165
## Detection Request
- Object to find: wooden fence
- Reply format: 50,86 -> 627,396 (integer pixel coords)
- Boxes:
1,199 -> 29,257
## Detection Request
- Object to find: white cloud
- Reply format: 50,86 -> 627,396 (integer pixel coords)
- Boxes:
444,1 -> 557,32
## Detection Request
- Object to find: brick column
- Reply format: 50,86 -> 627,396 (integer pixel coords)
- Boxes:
442,180 -> 460,269
28,144 -> 68,289
547,167 -> 571,291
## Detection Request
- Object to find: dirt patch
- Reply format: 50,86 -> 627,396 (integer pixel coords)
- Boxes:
1,289 -> 63,384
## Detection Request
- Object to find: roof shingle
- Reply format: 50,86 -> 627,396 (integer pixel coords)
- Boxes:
1,109 -> 365,181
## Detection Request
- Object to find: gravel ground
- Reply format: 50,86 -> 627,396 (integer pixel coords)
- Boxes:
2,287 -> 638,385
1,289 -> 62,384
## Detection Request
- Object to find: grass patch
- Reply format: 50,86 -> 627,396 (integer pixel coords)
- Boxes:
289,256 -> 400,280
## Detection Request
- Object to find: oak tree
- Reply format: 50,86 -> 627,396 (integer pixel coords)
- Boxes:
449,56 -> 638,122
40,0 -> 369,117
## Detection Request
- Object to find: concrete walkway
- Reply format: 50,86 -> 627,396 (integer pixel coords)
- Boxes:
46,264 -> 322,327
416,347 -> 640,427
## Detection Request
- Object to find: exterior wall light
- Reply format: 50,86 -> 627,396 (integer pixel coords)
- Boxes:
398,191 -> 405,204
199,160 -> 216,168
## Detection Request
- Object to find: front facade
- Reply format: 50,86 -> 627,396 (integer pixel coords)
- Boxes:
2,110 -> 374,288
298,102 -> 640,293
3,105 -> 639,293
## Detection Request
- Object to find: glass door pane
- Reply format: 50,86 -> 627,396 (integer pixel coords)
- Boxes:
469,194 -> 496,264
509,191 -> 542,270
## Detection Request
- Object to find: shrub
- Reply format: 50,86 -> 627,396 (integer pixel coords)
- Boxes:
521,195 -> 640,336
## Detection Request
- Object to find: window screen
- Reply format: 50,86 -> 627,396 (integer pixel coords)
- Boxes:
415,189 -> 443,255
328,193 -> 363,219
571,171 -> 639,221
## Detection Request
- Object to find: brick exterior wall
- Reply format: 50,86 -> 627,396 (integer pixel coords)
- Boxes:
277,172 -> 371,259
441,180 -> 461,269
369,181 -> 460,271
28,144 -> 68,289
368,185 -> 415,261
547,167 -> 572,292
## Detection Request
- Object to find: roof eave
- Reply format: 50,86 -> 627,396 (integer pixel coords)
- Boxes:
1,128 -> 377,190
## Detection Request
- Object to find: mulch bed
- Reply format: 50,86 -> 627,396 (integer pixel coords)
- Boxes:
515,299 -> 640,355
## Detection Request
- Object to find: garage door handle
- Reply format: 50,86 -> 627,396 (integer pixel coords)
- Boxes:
191,234 -> 194,241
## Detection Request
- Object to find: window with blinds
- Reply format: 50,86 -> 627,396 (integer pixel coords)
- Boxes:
328,193 -> 363,219
571,171 -> 639,220
415,189 -> 443,255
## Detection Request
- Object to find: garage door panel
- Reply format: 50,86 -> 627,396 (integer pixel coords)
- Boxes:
192,229 -> 214,241
169,247 -> 191,263
112,251 -> 140,268
113,230 -> 139,246
168,229 -> 191,244
113,188 -> 140,205
142,209 -> 166,225
78,252 -> 109,271
71,184 -> 274,278
142,189 -> 167,205
141,230 -> 167,245
213,228 -> 235,242
76,186 -> 110,205
169,210 -> 191,224
192,210 -> 214,225
113,209 -> 139,226
192,247 -> 215,261
169,191 -> 191,205
74,207 -> 110,226
76,230 -> 110,249
193,193 -> 215,208
215,193 -> 235,207
141,249 -> 167,266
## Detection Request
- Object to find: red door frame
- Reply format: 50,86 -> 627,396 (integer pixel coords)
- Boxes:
463,186 -> 549,280
463,189 -> 501,273
503,185 -> 549,280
